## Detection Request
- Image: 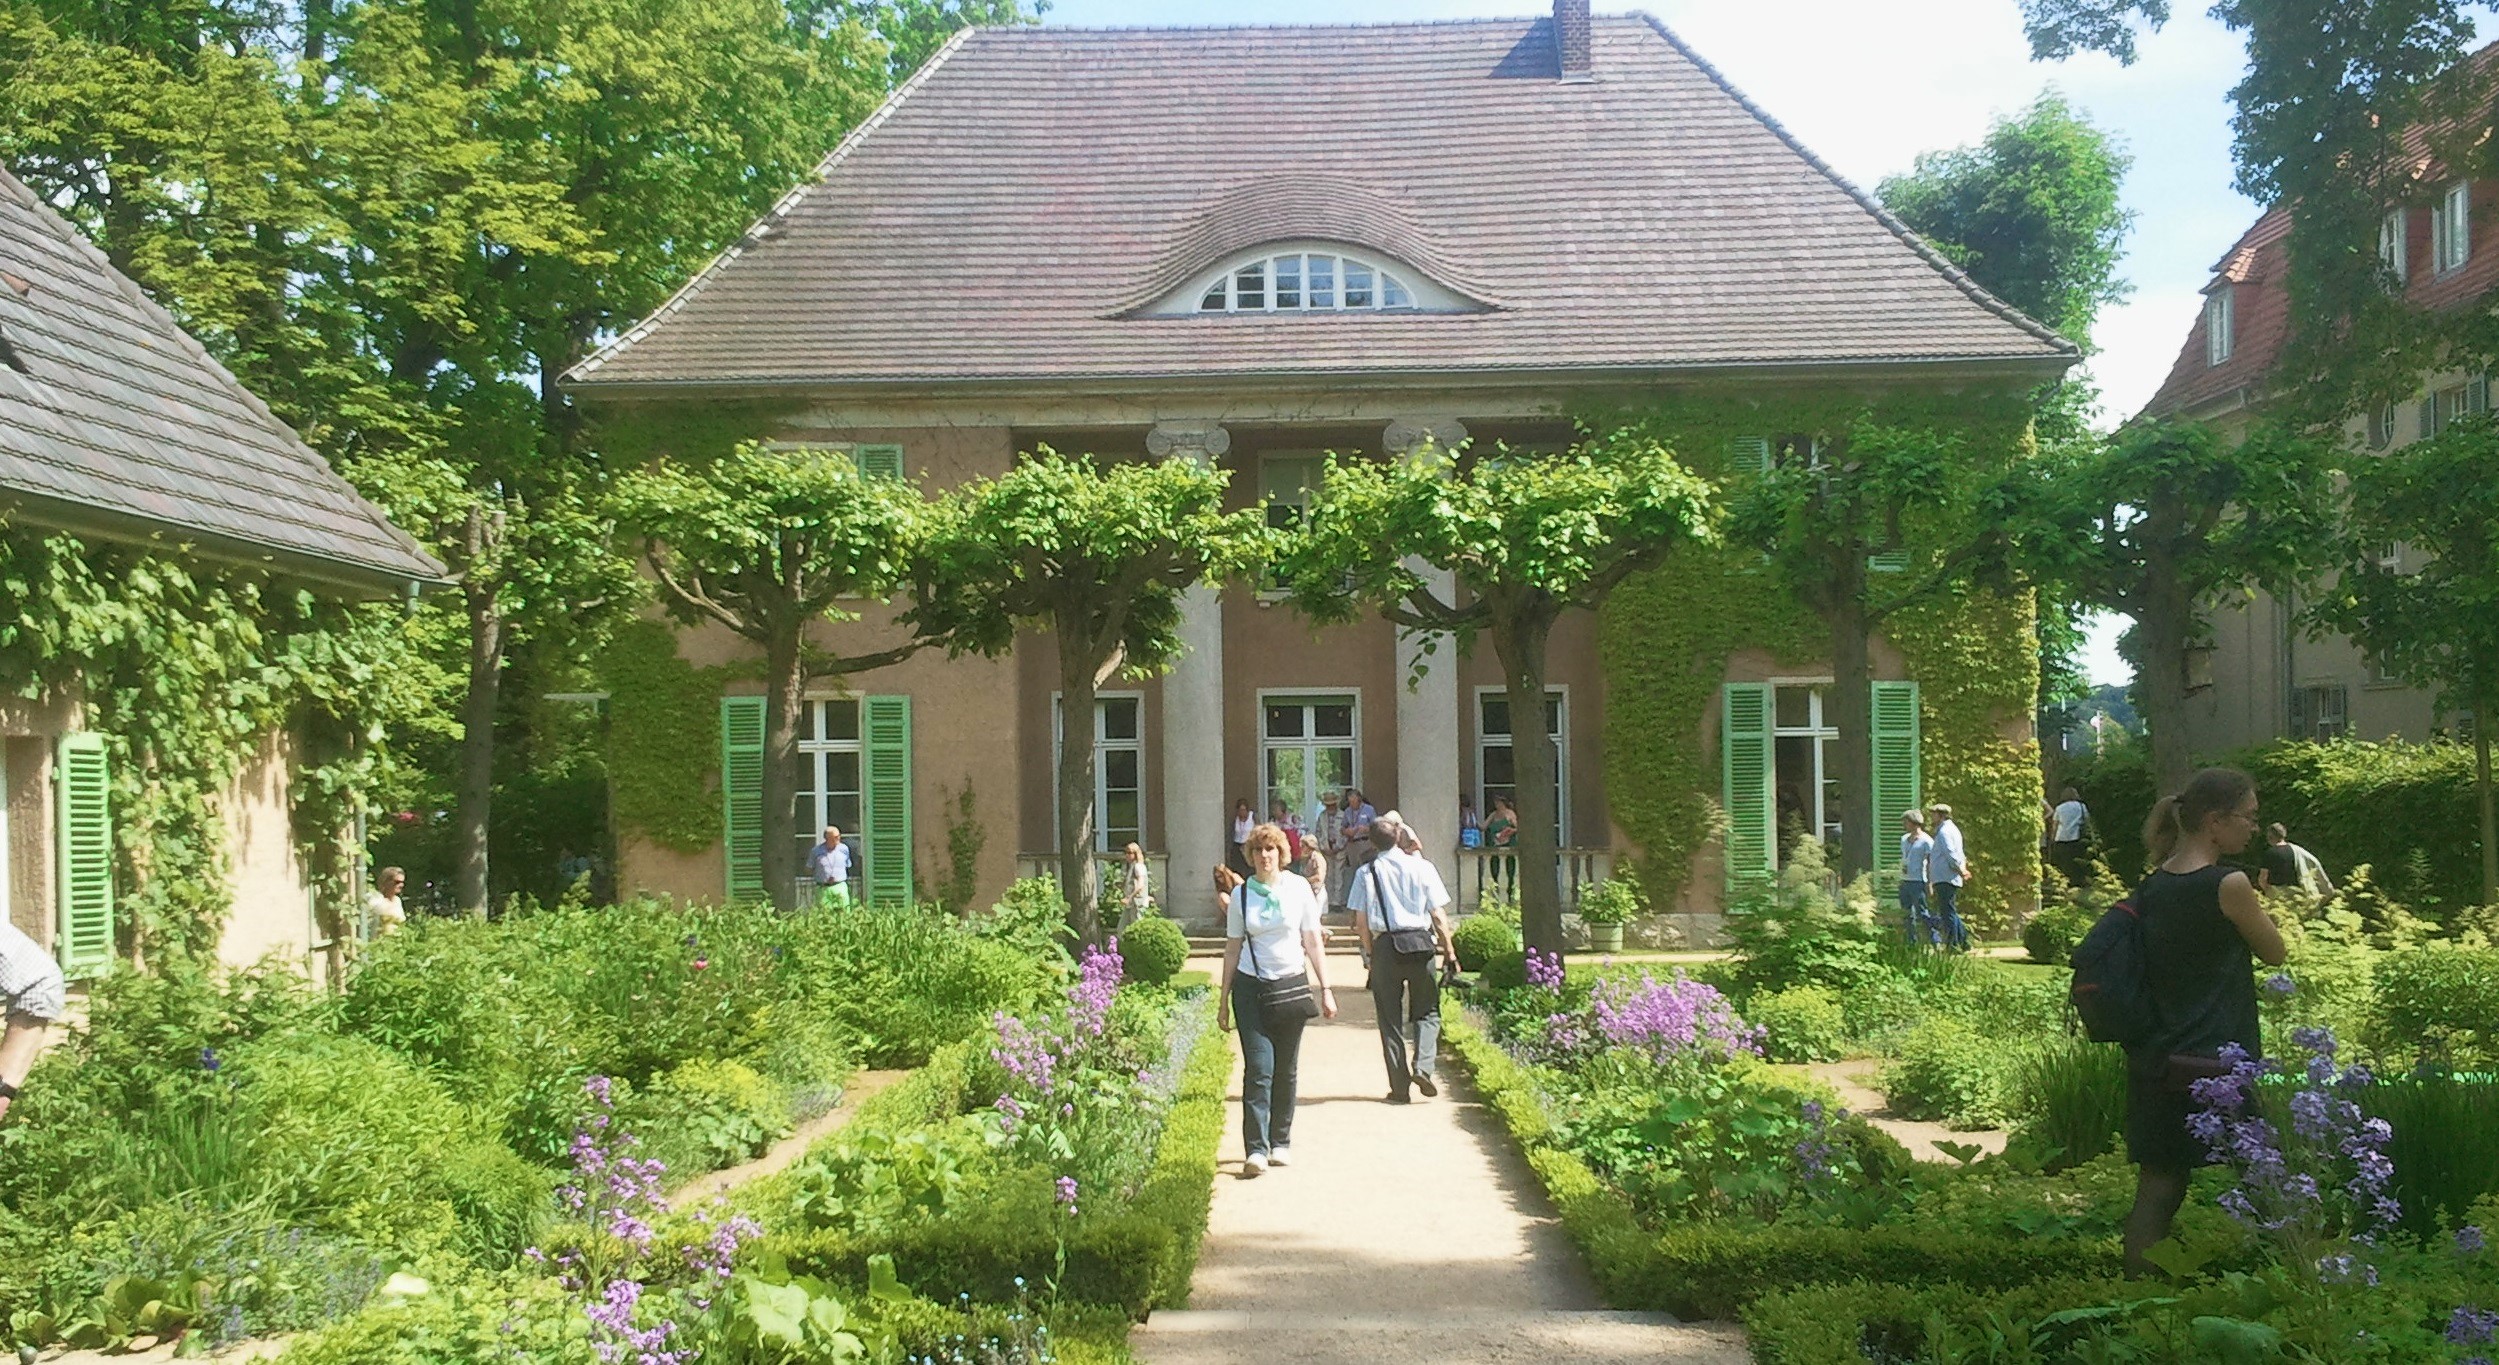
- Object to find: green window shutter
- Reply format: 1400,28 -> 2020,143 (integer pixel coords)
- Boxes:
720,696 -> 767,903
1721,684 -> 1774,890
2420,396 -> 2440,438
53,732 -> 114,976
1870,680 -> 1923,895
1728,436 -> 1771,475
1867,550 -> 1911,574
2473,375 -> 2491,415
852,444 -> 905,481
862,695 -> 914,905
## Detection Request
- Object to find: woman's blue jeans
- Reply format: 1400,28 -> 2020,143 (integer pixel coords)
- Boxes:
1232,973 -> 1308,1158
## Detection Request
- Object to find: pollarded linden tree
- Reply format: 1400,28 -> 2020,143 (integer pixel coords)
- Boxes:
1279,431 -> 1714,960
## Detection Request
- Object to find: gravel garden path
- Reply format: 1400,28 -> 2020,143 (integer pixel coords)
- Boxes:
1133,948 -> 1748,1365
1805,1059 -> 2010,1164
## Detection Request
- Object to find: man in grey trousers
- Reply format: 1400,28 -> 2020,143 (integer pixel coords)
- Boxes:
1348,813 -> 1460,1104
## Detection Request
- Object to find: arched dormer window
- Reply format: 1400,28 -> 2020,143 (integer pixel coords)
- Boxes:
1192,248 -> 1421,313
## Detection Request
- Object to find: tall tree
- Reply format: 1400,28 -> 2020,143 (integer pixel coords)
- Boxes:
612,445 -> 932,909
1,0 -> 1037,909
2012,420 -> 2333,794
2311,420 -> 2499,904
1280,432 -> 1714,959
908,451 -> 1264,941
1721,409 -> 2033,878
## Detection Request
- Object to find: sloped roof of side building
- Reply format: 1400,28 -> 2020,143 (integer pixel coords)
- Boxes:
0,168 -> 444,595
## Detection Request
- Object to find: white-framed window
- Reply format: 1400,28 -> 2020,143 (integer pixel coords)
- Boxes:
2365,403 -> 2396,449
1772,681 -> 1842,858
1053,693 -> 1145,852
2204,285 -> 2235,366
794,697 -> 864,872
1476,688 -> 1567,845
2435,181 -> 2472,273
1261,693 -> 1358,827
2380,207 -> 2409,284
2290,683 -> 2349,742
2424,376 -> 2490,437
1197,250 -> 1416,313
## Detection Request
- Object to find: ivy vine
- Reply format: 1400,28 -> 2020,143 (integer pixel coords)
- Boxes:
597,618 -> 738,855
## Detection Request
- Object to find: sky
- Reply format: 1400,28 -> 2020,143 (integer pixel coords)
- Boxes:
1038,0 -> 2271,685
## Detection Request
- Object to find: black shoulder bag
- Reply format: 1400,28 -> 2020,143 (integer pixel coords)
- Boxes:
1367,863 -> 1439,958
1237,886 -> 1321,1020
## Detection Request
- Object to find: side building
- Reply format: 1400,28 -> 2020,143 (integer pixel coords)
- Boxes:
2139,90 -> 2496,755
567,3 -> 2072,936
0,167 -> 446,977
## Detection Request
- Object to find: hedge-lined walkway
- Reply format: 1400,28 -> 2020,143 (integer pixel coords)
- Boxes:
1134,950 -> 1747,1365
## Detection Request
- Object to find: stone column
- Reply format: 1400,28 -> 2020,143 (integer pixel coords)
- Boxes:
1386,419 -> 1468,895
1150,421 -> 1231,930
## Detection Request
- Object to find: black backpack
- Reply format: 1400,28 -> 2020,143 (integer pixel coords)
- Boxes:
2068,897 -> 2158,1047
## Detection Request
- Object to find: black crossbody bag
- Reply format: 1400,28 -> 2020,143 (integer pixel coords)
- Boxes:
1367,863 -> 1439,958
1237,887 -> 1321,1020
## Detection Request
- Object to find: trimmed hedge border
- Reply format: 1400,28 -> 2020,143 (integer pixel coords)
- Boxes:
775,990 -> 1230,1318
1742,1276 -> 2136,1364
1442,1014 -> 2123,1321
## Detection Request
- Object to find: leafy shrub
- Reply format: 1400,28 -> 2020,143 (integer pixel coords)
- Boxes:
88,1203 -> 392,1346
788,907 -> 1049,1066
1749,985 -> 1848,1063
1877,1017 -> 2016,1130
1638,1221 -> 2123,1320
1451,913 -> 1521,971
1477,947 -> 1529,993
2373,943 -> 2499,1060
1117,915 -> 1189,986
2362,1074 -> 2499,1237
629,1057 -> 790,1178
735,1001 -> 854,1121
1550,1060 -> 1850,1223
974,878 -> 1075,963
1723,842 -> 1887,994
1837,971 -> 1925,1044
2020,900 -> 2095,966
1578,878 -> 1640,925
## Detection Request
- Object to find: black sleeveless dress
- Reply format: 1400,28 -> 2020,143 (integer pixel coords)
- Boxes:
2124,863 -> 2259,1169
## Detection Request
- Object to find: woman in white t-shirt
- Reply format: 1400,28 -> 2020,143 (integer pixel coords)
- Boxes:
1218,822 -> 1336,1177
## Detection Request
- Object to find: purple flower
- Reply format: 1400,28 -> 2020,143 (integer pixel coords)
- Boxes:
2290,1025 -> 2337,1058
199,1046 -> 221,1073
2450,1305 -> 2499,1347
1586,970 -> 1760,1065
1056,1176 -> 1080,1215
2262,972 -> 2296,996
1524,948 -> 1565,991
2458,1225 -> 2487,1255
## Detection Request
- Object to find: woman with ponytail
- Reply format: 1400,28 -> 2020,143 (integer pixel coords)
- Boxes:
2121,767 -> 2288,1275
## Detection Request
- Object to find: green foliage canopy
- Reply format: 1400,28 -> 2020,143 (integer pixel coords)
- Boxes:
1281,430 -> 1714,955
909,450 -> 1265,937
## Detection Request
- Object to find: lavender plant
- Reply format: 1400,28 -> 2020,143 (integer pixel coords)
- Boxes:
989,941 -> 1163,1206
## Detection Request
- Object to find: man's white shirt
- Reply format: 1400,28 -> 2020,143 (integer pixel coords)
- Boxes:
1348,846 -> 1449,933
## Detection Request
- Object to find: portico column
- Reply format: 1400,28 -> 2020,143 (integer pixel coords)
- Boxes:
1386,418 -> 1468,894
1150,421 -> 1231,928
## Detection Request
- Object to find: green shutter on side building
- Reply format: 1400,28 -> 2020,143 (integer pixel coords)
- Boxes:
852,444 -> 905,481
54,732 -> 114,976
1870,680 -> 1923,894
1721,683 -> 1774,890
1728,435 -> 1771,475
719,696 -> 767,903
861,696 -> 913,905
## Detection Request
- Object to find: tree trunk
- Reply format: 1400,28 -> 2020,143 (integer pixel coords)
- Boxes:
1828,570 -> 1877,881
2478,699 -> 2497,908
2134,547 -> 2197,798
761,622 -> 806,912
1056,629 -> 1105,944
455,550 -> 502,919
1492,606 -> 1565,958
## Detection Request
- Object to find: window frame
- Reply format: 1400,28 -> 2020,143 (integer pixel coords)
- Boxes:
2204,285 -> 2235,367
1474,686 -> 1569,846
793,697 -> 866,873
2435,181 -> 2473,274
1194,249 -> 1421,314
2380,207 -> 2409,284
2290,682 -> 2351,742
1769,678 -> 1842,859
1051,691 -> 1147,853
1258,690 -> 1361,827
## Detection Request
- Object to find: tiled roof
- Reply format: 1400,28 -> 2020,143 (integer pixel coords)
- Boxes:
568,14 -> 2077,392
2141,39 -> 2499,420
0,168 -> 443,593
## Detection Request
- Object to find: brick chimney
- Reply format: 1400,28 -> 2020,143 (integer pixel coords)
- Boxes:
1555,0 -> 1592,81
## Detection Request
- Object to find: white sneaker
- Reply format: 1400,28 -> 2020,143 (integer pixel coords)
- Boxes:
1269,1146 -> 1292,1167
1243,1152 -> 1268,1177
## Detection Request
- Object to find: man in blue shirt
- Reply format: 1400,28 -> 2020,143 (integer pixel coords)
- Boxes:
1929,803 -> 1971,950
808,824 -> 854,909
1898,810 -> 1935,945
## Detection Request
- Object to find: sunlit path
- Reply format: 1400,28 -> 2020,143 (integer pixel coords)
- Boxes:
1134,949 -> 1748,1365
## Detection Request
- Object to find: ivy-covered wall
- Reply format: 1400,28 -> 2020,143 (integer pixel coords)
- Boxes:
598,618 -> 737,855
1590,390 -> 2045,932
0,528 -> 401,963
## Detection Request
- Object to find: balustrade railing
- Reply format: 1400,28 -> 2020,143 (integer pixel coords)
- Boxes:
1452,847 -> 1613,914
